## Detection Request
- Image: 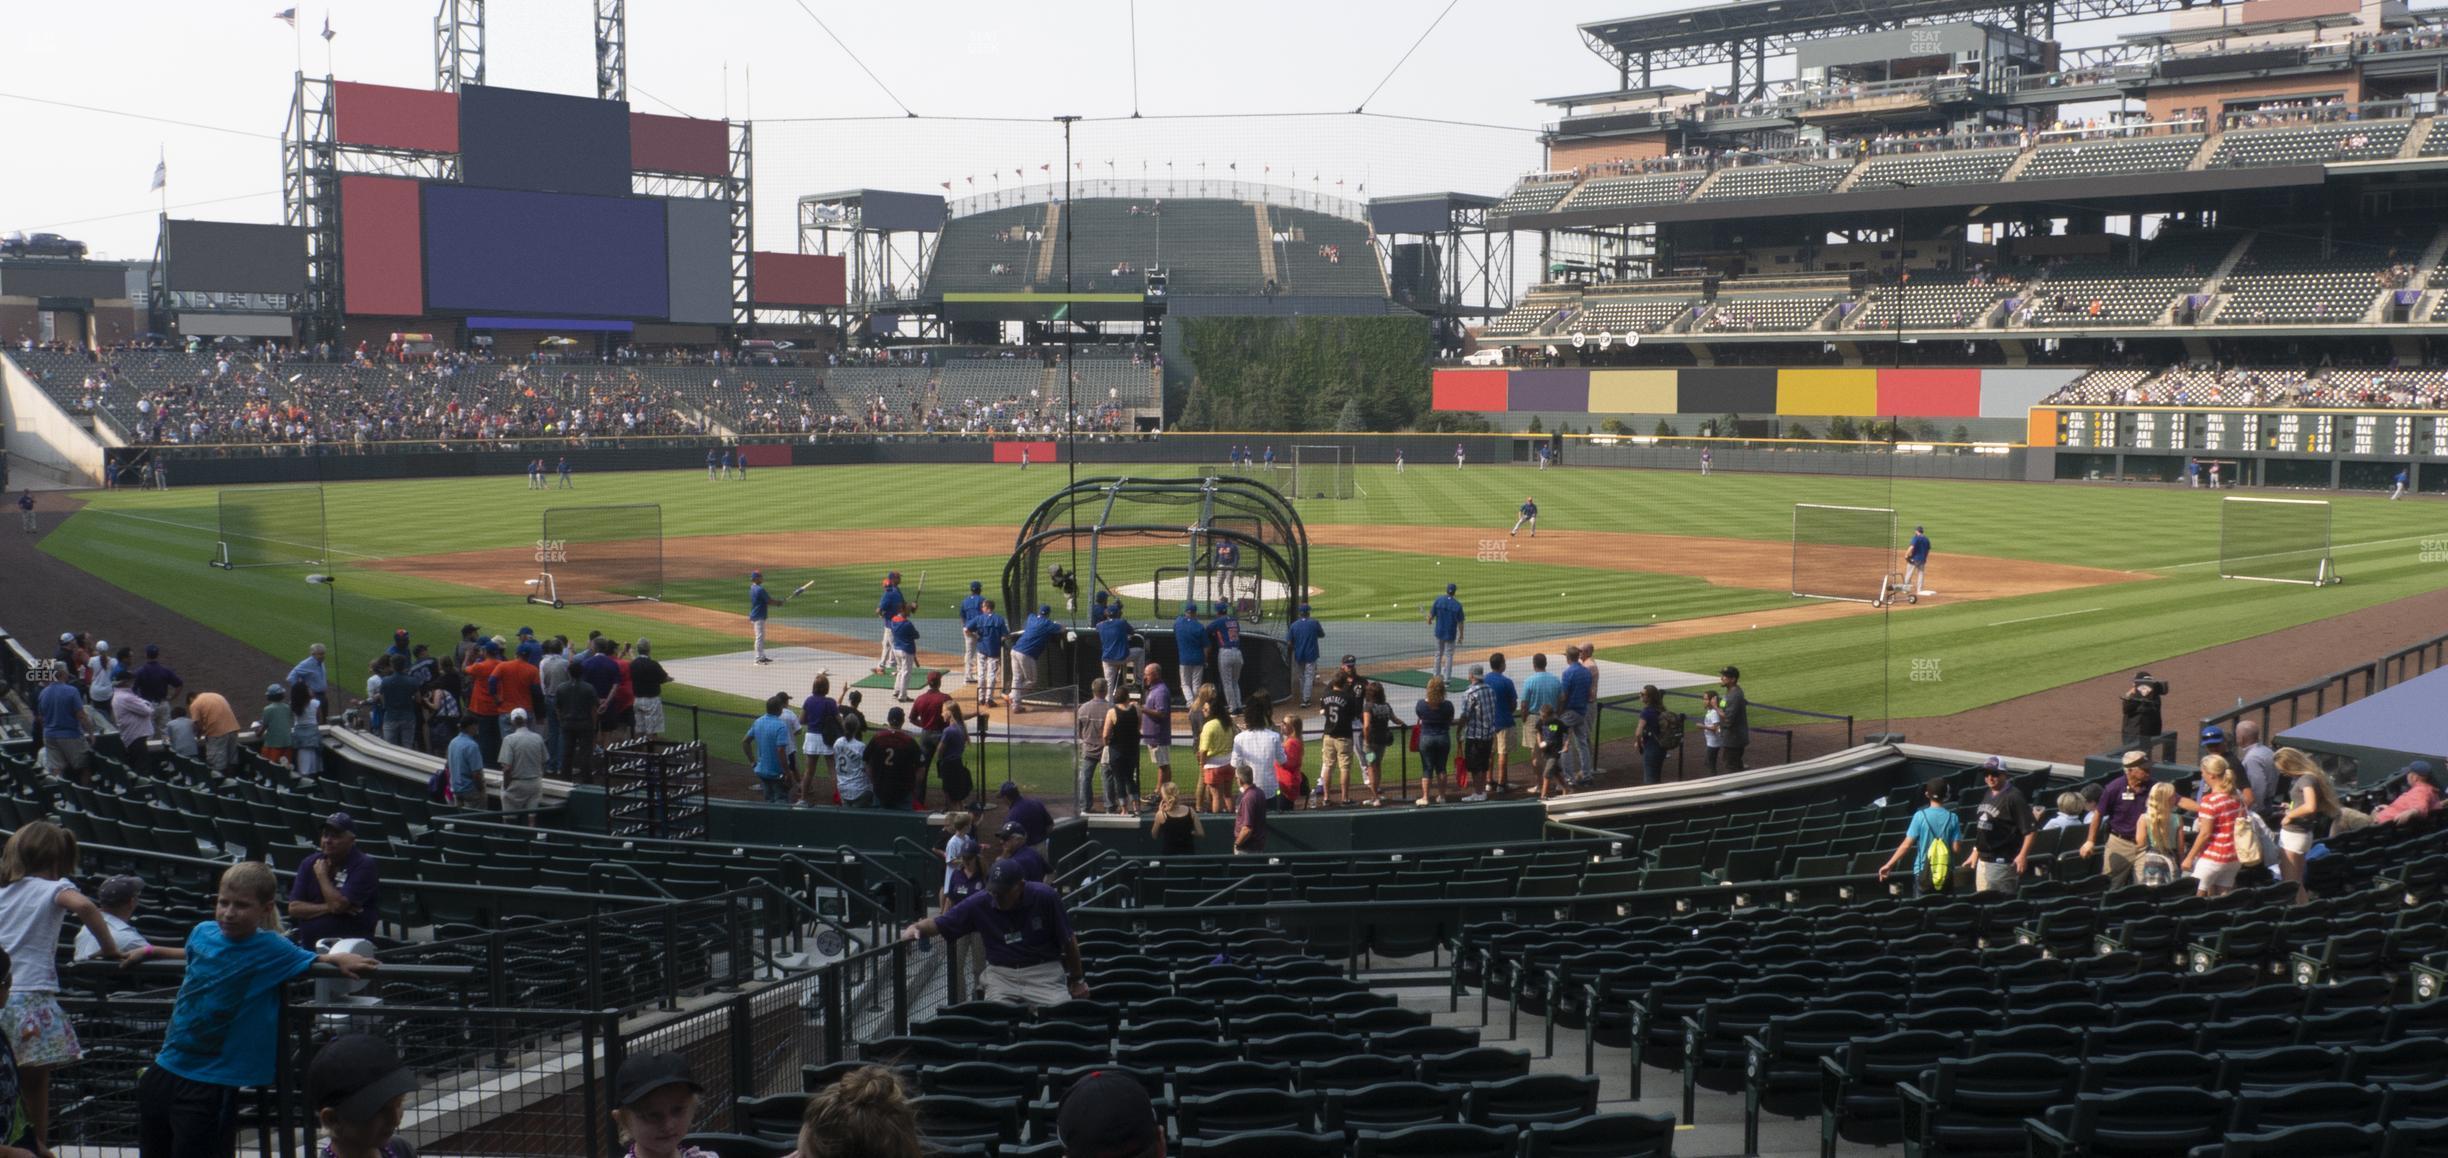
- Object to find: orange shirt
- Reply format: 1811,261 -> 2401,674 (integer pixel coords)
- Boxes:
491,659 -> 542,719
464,657 -> 502,716
188,692 -> 239,738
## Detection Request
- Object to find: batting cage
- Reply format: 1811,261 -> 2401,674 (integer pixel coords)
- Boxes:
209,486 -> 327,569
2220,497 -> 2338,586
1003,476 -> 1308,698
1290,444 -> 1357,500
527,504 -> 665,607
1792,502 -> 1898,604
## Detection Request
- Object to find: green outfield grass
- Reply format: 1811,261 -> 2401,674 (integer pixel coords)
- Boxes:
46,463 -> 2448,737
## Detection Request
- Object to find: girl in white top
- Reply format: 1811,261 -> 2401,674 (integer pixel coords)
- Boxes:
0,821 -> 123,1152
1229,694 -> 1288,804
831,716 -> 873,806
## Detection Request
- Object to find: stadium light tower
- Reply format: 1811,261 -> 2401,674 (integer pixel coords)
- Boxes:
1057,114 -> 1080,592
434,0 -> 485,92
595,0 -> 627,103
305,574 -> 341,692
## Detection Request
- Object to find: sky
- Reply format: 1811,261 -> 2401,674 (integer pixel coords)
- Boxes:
1,0 -> 2151,261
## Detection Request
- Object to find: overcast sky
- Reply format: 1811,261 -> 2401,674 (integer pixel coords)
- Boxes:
4,0 -> 2148,260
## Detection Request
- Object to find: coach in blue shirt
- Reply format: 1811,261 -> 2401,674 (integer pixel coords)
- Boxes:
875,571 -> 906,674
969,600 -> 1010,707
748,570 -> 772,664
1427,584 -> 1465,683
1172,603 -> 1208,702
1286,604 -> 1325,707
959,581 -> 987,684
1483,653 -> 1519,791
1558,647 -> 1596,786
1011,605 -> 1060,697
1096,607 -> 1134,696
1206,600 -> 1245,714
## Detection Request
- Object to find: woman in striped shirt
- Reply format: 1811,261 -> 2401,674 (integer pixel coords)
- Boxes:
2182,755 -> 2246,897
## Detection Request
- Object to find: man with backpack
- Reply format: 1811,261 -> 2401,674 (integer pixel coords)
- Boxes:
1876,778 -> 1965,896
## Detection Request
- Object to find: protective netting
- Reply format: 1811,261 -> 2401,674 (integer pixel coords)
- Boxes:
2220,498 -> 2335,585
534,504 -> 664,606
1291,444 -> 1356,500
1002,476 -> 1305,627
1792,503 -> 1896,603
212,486 -> 325,569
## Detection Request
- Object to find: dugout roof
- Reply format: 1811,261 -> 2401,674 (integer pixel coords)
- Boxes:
2278,666 -> 2448,775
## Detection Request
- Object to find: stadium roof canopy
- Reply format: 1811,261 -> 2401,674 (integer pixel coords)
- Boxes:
1579,0 -> 2203,72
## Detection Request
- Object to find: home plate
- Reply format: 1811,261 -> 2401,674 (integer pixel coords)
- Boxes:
1112,577 -> 1319,603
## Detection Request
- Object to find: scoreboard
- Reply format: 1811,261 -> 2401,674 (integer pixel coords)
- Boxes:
2036,407 -> 2448,458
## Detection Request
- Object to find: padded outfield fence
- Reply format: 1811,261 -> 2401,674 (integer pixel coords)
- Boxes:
209,485 -> 327,569
2219,496 -> 2337,585
1791,503 -> 1896,604
528,503 -> 665,607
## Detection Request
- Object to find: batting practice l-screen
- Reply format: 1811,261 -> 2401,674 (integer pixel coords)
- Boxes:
2220,497 -> 2337,586
1290,444 -> 1356,500
529,504 -> 664,607
1792,503 -> 1896,604
210,486 -> 327,569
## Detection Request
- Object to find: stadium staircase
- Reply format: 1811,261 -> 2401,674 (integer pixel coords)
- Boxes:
1253,204 -> 1279,287
1998,145 -> 2040,182
2401,118 -> 2439,160
1035,203 -> 1062,285
2185,132 -> 2224,172
2184,231 -> 2260,323
2413,227 -> 2448,320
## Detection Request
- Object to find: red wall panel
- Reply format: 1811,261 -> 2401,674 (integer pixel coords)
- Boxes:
339,176 -> 425,317
751,252 -> 847,307
1875,368 -> 1982,417
629,112 -> 729,176
332,82 -> 459,153
1432,369 -> 1509,411
739,444 -> 791,468
994,441 -> 1057,464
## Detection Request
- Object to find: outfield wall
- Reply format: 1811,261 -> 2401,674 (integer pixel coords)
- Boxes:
1431,366 -> 2082,420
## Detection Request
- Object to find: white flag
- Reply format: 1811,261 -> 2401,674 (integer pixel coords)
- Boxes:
150,158 -> 166,191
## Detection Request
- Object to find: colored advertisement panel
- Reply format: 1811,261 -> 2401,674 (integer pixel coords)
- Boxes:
664,198 -> 733,325
1776,368 -> 1877,415
2027,409 -> 2059,447
629,112 -> 729,176
1677,367 -> 1776,414
457,84 -> 632,197
739,444 -> 792,468
1431,369 -> 1507,411
1876,368 -> 1982,416
1977,368 -> 2086,418
1506,369 -> 1590,412
750,252 -> 848,307
993,440 -> 1057,464
162,221 -> 308,295
332,82 -> 459,153
1586,369 -> 1678,412
423,184 -> 668,318
339,176 -> 424,317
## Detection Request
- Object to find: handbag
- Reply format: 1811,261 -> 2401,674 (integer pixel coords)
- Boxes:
2232,809 -> 2267,867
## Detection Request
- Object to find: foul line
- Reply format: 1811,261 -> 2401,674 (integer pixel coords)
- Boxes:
77,508 -> 389,562
1987,607 -> 2103,628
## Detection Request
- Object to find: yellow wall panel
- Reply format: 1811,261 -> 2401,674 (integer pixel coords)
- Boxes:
1587,369 -> 1679,413
1776,368 -> 1878,415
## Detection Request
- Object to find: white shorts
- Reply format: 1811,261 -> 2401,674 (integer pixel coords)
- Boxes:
2192,858 -> 2240,890
2279,829 -> 2314,855
1146,743 -> 1172,766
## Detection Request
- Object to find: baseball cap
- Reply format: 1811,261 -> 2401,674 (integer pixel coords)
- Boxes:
509,708 -> 528,724
1446,583 -> 1457,594
146,643 -> 161,657
1183,602 -> 1198,614
516,626 -> 534,637
267,682 -> 288,698
1298,603 -> 1310,614
95,639 -> 109,652
1469,664 -> 1485,677
750,570 -> 761,580
2405,760 -> 2437,780
1056,1071 -> 1162,1158
1212,601 -> 1228,614
59,632 -> 73,643
1915,524 -> 1925,533
94,875 -> 143,907
612,1052 -> 701,1108
970,580 -> 983,592
998,820 -> 1028,839
2201,725 -> 2228,745
322,812 -> 356,835
986,858 -> 1027,891
393,629 -> 409,642
1981,756 -> 2007,774
1038,604 -> 1052,617
2122,750 -> 2150,767
998,781 -> 1022,801
1341,654 -> 1357,665
886,570 -> 901,582
459,623 -> 479,634
307,1034 -> 419,1122
1720,665 -> 1741,679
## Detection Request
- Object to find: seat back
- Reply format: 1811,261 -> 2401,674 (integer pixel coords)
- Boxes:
1519,1112 -> 1678,1158
1352,1122 -> 1521,1158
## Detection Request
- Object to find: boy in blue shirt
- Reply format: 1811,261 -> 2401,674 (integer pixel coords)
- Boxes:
1877,778 -> 1966,895
743,693 -> 795,803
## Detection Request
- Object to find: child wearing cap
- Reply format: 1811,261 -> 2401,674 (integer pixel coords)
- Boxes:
608,1053 -> 713,1158
308,1033 -> 419,1158
259,683 -> 296,767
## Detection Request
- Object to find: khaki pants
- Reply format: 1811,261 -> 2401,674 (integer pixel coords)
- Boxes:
1490,728 -> 1511,789
1976,860 -> 2020,896
2102,834 -> 2140,885
980,960 -> 1071,1008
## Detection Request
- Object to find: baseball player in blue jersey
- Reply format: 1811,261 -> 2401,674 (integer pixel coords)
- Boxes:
1212,538 -> 1241,598
968,600 -> 1009,707
1172,603 -> 1207,702
1510,496 -> 1538,538
748,570 -> 772,664
1905,525 -> 1934,597
707,448 -> 719,481
959,581 -> 987,684
556,457 -> 573,488
887,613 -> 920,701
1286,603 -> 1324,707
529,458 -> 545,489
1011,604 -> 1060,696
874,572 -> 907,672
1095,605 -> 1135,695
1206,600 -> 1244,714
1427,583 -> 1465,682
1263,445 -> 1276,470
1454,442 -> 1465,469
737,449 -> 748,480
2394,470 -> 2409,500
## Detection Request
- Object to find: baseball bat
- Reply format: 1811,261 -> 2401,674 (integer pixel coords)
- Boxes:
911,569 -> 927,614
783,578 -> 817,604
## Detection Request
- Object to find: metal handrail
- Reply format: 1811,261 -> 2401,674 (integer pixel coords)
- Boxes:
780,852 -> 905,926
589,861 -> 677,899
833,843 -> 918,904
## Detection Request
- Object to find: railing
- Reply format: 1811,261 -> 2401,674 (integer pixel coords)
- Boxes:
2382,631 -> 2448,689
946,178 -> 1368,223
2201,662 -> 2380,761
1591,688 -> 1853,782
2219,99 -> 2417,132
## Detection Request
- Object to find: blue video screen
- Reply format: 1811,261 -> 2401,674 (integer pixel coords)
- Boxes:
457,84 -> 632,197
422,184 -> 669,319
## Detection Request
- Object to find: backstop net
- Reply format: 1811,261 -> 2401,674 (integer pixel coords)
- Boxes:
210,486 -> 326,569
1291,444 -> 1356,500
529,504 -> 664,607
1792,503 -> 1896,603
2220,497 -> 2336,585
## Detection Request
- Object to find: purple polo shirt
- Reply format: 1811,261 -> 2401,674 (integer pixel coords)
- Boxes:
931,881 -> 1072,968
2098,776 -> 2151,842
289,848 -> 381,943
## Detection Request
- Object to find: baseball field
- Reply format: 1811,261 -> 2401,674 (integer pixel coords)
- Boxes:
37,459 -> 2448,794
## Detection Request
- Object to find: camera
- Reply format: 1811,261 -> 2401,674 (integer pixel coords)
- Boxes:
2131,672 -> 2169,698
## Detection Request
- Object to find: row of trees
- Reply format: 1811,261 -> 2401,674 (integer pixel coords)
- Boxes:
1172,316 -> 1433,432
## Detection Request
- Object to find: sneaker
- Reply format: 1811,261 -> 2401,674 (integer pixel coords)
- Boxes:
1463,791 -> 1487,802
